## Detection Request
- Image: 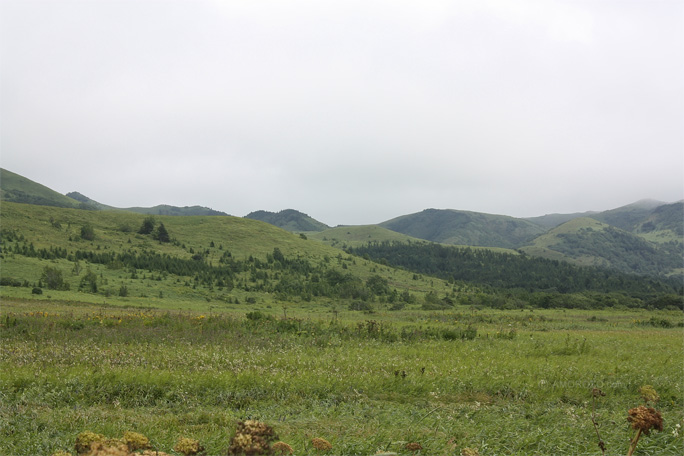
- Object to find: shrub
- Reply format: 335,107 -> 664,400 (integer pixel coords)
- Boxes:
74,431 -> 106,454
349,301 -> 373,311
311,437 -> 332,451
80,224 -> 95,241
228,420 -> 277,455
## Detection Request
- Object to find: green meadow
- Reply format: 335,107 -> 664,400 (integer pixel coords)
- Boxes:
1,201 -> 683,455
1,300 -> 682,455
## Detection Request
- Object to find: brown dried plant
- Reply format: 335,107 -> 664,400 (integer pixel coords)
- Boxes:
311,437 -> 332,452
626,386 -> 663,456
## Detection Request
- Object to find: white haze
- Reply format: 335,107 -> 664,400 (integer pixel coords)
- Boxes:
1,0 -> 682,226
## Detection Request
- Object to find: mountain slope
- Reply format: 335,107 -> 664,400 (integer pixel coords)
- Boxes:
124,204 -> 228,216
1,168 -> 84,209
309,225 -> 428,248
0,201 -> 459,309
633,201 -> 684,242
379,208 -> 546,248
525,211 -> 598,229
590,199 -> 666,232
245,209 -> 329,232
519,217 -> 682,276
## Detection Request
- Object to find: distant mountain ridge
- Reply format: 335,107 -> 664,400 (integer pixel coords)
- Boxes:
379,208 -> 547,249
1,167 -> 681,277
1,168 -> 85,209
0,169 -> 227,216
245,209 -> 329,232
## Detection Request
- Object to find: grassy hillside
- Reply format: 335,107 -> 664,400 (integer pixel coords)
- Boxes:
309,225 -> 427,248
245,209 -> 329,232
590,199 -> 665,232
519,217 -> 682,276
1,168 -> 83,209
66,191 -> 229,216
524,211 -> 597,229
0,202 -> 457,310
633,201 -> 684,243
380,208 -> 546,248
125,204 -> 228,216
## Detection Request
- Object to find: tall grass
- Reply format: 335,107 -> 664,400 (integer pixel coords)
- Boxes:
1,303 -> 682,455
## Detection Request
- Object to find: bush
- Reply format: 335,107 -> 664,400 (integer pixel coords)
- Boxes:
80,224 -> 95,241
349,301 -> 373,311
41,266 -> 69,290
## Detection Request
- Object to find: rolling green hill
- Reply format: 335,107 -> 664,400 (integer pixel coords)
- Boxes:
309,225 -> 426,248
124,204 -> 228,216
0,201 -> 458,310
524,211 -> 598,229
379,208 -> 546,248
591,199 -> 666,231
633,201 -> 684,243
1,168 -> 84,209
65,191 -> 228,216
245,209 -> 329,232
519,217 -> 682,276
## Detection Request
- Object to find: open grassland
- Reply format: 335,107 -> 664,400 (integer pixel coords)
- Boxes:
1,299 -> 682,455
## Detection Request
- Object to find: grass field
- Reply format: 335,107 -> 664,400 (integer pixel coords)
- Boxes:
1,298 -> 682,455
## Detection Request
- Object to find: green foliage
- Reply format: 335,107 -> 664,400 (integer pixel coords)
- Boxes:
138,216 -> 156,235
41,266 -> 69,290
80,224 -> 95,241
350,241 -> 682,299
1,304 -> 682,455
245,209 -> 329,232
154,223 -> 170,243
0,168 -> 82,209
79,269 -> 98,293
379,208 -> 546,248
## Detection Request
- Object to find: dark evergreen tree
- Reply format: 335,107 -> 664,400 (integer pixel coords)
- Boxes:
138,216 -> 156,235
155,223 -> 170,243
80,224 -> 95,241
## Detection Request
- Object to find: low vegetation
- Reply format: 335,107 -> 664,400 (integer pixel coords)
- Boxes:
1,200 -> 682,454
1,301 -> 682,455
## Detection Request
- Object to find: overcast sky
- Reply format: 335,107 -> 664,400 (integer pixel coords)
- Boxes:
1,0 -> 682,226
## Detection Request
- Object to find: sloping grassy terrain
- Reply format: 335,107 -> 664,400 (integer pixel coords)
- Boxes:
0,168 -> 82,209
591,199 -> 666,232
1,202 -> 682,455
380,209 -> 546,248
311,225 -> 516,254
310,225 -> 428,248
519,218 -> 683,276
66,191 -> 229,216
245,209 -> 330,232
0,202 -> 458,311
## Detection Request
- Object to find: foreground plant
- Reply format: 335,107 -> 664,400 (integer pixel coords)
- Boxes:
591,388 -> 607,455
227,420 -> 278,455
311,437 -> 332,452
271,441 -> 294,455
75,431 -> 108,454
626,386 -> 663,456
174,437 -> 205,455
122,431 -> 151,452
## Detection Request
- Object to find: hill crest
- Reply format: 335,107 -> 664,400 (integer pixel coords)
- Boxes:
245,209 -> 329,232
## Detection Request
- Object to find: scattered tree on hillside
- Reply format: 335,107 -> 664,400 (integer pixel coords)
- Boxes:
138,217 -> 156,235
155,223 -> 170,243
41,266 -> 69,290
80,224 -> 95,241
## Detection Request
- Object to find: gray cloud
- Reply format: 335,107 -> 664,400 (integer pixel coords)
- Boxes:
2,0 -> 682,226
